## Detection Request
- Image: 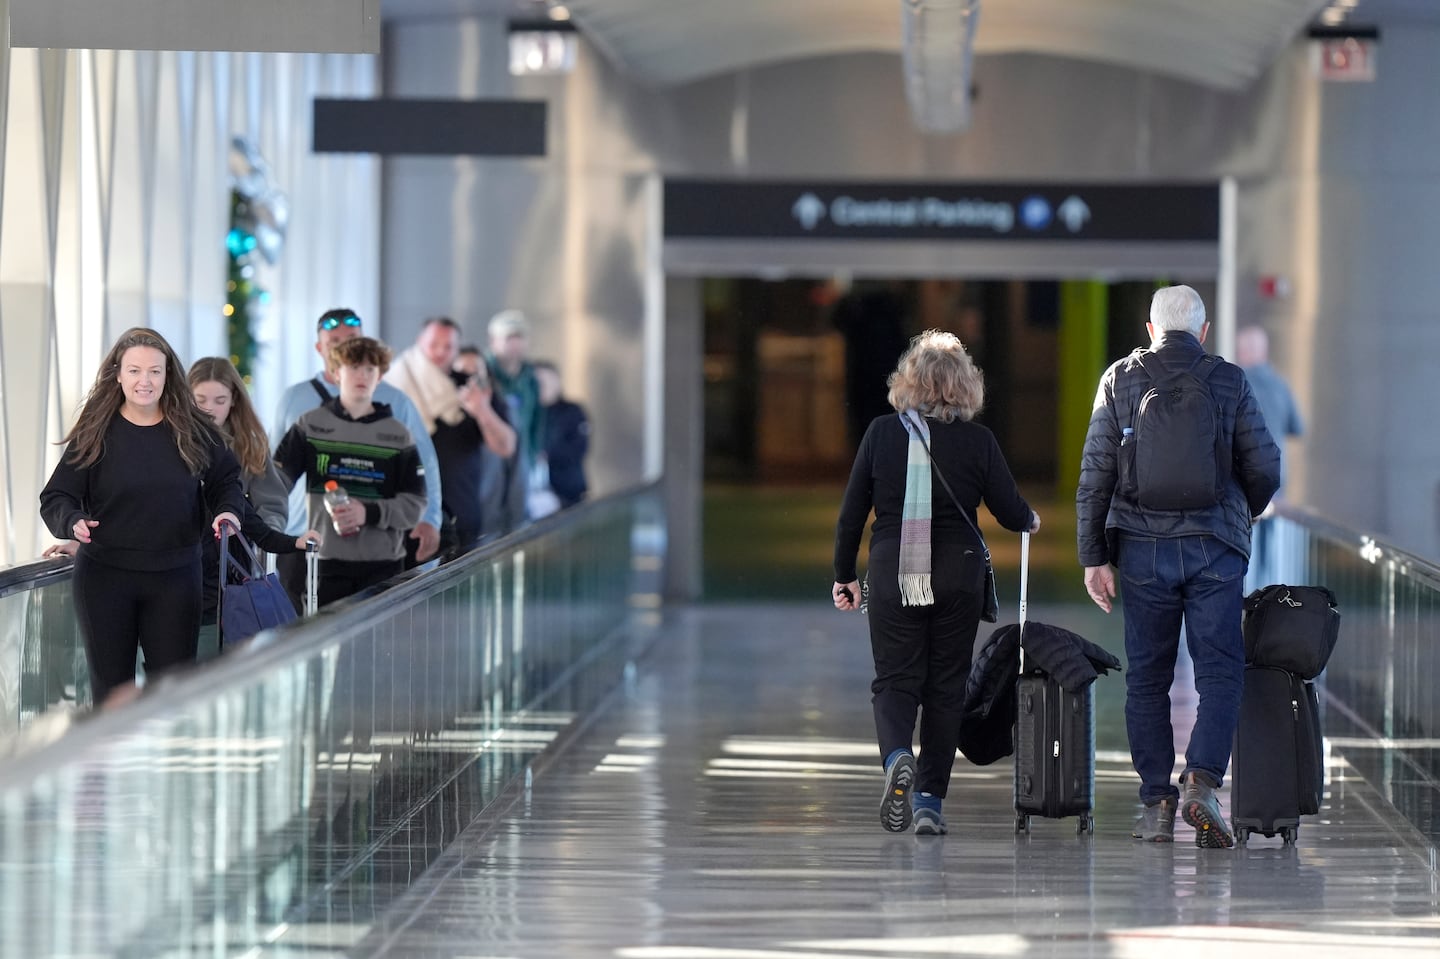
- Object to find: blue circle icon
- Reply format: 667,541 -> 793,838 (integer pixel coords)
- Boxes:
1020,196 -> 1052,231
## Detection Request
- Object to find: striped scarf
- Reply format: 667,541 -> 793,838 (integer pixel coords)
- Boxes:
898,410 -> 934,606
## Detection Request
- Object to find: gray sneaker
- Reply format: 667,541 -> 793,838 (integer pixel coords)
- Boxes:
880,753 -> 916,833
914,807 -> 948,836
1181,772 -> 1234,849
1131,797 -> 1177,842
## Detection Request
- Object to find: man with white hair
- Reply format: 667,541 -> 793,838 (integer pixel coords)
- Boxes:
1076,285 -> 1280,849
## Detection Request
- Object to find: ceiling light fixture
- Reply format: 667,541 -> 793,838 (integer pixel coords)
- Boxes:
900,0 -> 981,135
508,17 -> 578,76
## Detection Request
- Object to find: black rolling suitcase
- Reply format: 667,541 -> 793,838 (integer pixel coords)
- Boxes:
1012,532 -> 1096,835
1230,664 -> 1324,844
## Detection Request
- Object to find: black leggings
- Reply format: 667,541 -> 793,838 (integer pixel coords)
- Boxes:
72,552 -> 201,705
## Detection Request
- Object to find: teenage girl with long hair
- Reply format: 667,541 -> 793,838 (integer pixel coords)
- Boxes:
189,357 -> 318,657
39,328 -> 246,705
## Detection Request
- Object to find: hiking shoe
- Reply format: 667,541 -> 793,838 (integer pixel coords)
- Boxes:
880,753 -> 916,832
913,807 -> 948,836
1181,772 -> 1234,849
1131,797 -> 1177,842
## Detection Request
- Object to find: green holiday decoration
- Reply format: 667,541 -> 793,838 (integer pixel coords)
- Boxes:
226,189 -> 259,378
225,137 -> 289,382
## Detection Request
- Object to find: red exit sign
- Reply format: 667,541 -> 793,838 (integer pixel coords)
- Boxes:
1313,38 -> 1377,82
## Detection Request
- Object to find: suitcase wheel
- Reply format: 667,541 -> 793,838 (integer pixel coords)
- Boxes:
1077,813 -> 1094,835
1281,826 -> 1298,845
1015,813 -> 1030,835
1235,825 -> 1250,845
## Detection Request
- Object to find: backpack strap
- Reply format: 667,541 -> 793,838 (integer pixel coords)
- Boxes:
1129,351 -> 1215,419
309,376 -> 332,406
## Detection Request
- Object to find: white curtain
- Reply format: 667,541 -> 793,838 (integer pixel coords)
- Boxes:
0,47 -> 380,565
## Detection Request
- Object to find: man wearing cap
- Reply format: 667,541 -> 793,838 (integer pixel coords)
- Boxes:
485,309 -> 545,518
270,308 -> 444,609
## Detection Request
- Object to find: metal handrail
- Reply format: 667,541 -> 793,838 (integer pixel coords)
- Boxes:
1275,500 -> 1440,589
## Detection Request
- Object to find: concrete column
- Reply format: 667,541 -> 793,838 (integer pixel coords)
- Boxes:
662,276 -> 703,600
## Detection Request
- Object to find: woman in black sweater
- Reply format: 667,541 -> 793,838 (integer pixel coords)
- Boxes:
833,329 -> 1039,836
40,328 -> 246,706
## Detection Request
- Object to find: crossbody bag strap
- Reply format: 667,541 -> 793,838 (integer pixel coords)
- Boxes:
905,412 -> 991,563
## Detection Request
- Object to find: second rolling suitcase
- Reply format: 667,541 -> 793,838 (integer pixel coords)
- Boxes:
1011,532 -> 1096,835
1014,670 -> 1096,834
1230,664 -> 1324,844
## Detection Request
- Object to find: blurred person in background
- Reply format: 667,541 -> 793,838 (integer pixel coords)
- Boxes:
386,318 -> 516,554
1235,325 -> 1303,591
533,360 -> 590,510
485,310 -> 545,517
459,344 -> 525,537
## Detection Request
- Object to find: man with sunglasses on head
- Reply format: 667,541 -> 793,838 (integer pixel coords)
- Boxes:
270,308 -> 444,611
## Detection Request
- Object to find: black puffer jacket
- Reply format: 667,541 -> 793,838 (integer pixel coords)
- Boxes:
1077,331 -> 1281,567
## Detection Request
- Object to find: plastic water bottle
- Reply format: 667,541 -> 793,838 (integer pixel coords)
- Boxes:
323,480 -> 358,537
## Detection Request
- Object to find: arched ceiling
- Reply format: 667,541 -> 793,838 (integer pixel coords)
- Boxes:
559,0 -> 1333,92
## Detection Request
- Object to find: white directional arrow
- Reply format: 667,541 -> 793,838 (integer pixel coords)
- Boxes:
1057,195 -> 1092,233
792,192 -> 828,230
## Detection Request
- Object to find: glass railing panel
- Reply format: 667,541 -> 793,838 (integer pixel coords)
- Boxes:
0,563 -> 90,734
0,487 -> 663,957
1274,505 -> 1438,851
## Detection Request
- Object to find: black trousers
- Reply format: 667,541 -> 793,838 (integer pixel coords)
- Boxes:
72,552 -> 201,706
318,558 -> 403,608
866,538 -> 985,798
277,549 -> 307,615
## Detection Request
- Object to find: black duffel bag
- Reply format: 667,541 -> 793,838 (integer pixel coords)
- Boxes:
1242,584 -> 1341,680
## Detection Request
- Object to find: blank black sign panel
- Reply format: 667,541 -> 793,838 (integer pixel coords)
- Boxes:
313,98 -> 547,157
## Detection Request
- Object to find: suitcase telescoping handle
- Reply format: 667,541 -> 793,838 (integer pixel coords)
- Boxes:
1019,530 -> 1030,626
304,541 -> 319,617
1018,530 -> 1030,672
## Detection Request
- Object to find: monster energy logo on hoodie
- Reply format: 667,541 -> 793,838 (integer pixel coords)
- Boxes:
307,439 -> 401,498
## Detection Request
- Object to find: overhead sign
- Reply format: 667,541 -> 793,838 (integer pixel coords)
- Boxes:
664,180 -> 1219,243
11,0 -> 379,53
313,99 -> 547,157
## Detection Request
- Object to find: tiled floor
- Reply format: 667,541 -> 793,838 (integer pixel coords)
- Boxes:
351,603 -> 1440,958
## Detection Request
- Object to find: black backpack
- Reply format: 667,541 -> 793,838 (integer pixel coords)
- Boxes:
1118,351 -> 1229,510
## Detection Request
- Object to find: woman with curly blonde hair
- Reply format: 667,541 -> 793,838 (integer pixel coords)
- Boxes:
39,328 -> 247,704
833,329 -> 1040,835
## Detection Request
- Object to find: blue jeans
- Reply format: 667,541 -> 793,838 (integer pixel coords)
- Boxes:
1117,533 -> 1247,805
